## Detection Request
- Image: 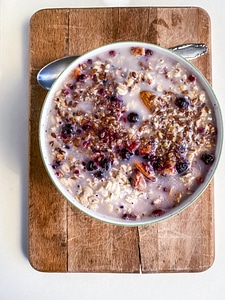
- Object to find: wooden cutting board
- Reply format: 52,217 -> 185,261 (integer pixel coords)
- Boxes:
28,7 -> 214,273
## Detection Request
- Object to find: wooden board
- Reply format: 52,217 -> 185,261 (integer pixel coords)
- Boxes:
28,7 -> 214,273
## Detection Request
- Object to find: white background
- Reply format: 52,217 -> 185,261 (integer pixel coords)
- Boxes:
0,0 -> 225,299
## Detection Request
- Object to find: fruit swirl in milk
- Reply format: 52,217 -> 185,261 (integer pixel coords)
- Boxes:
45,46 -> 216,220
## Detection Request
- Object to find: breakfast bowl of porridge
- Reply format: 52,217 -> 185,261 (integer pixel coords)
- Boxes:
39,41 -> 223,226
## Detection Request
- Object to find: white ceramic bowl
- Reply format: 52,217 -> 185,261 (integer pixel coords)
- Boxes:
39,41 -> 223,226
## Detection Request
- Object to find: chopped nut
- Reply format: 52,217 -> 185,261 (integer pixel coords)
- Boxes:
134,161 -> 156,182
131,47 -> 145,56
140,91 -> 156,111
131,171 -> 146,191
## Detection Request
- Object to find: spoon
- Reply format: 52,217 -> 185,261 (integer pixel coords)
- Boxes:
37,43 -> 208,90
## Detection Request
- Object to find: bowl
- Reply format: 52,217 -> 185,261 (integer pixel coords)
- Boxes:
39,41 -> 223,226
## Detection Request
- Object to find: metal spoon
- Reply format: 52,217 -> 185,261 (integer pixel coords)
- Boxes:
37,43 -> 208,90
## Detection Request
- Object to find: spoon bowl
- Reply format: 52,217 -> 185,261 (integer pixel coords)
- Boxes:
37,56 -> 78,90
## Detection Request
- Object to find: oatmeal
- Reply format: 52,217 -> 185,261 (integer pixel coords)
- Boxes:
44,45 -> 217,220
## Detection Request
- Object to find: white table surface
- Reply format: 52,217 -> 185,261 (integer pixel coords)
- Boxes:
1,0 -> 225,299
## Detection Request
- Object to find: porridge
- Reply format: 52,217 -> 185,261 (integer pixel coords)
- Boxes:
44,45 -> 216,220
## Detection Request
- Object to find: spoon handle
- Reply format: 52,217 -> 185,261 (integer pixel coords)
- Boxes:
170,43 -> 208,60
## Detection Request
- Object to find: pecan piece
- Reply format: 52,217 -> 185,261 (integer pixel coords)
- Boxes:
134,161 -> 156,182
131,47 -> 145,56
140,91 -> 156,111
130,170 -> 146,191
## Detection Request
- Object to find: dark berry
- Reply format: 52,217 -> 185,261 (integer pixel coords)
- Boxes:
177,144 -> 186,154
151,209 -> 165,217
188,74 -> 196,82
127,112 -> 140,123
201,153 -> 214,165
52,159 -> 61,169
86,160 -> 98,171
122,213 -> 137,220
77,73 -> 86,81
76,129 -> 82,135
197,126 -> 206,134
87,59 -> 93,64
109,50 -> 116,57
175,97 -> 190,109
61,123 -> 74,135
150,156 -> 163,171
109,95 -> 123,107
135,149 -> 140,156
176,159 -> 189,174
100,158 -> 111,171
64,145 -> 70,150
109,95 -> 116,102
120,148 -> 133,160
97,88 -> 105,95
66,83 -> 75,90
143,154 -> 151,160
94,170 -> 104,179
145,49 -> 153,56
81,122 -> 92,131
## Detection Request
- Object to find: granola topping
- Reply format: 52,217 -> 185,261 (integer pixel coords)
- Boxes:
45,45 -> 216,220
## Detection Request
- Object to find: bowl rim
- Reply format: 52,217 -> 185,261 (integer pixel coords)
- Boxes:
39,41 -> 223,226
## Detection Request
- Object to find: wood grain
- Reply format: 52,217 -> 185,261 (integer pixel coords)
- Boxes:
29,7 -> 214,273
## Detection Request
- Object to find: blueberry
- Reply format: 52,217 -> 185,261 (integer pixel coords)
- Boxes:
201,153 -> 214,165
109,95 -> 116,102
127,112 -> 140,123
145,49 -> 153,56
86,160 -> 98,171
94,170 -> 104,179
61,123 -> 74,135
177,144 -> 186,154
52,159 -> 61,169
120,148 -> 133,160
176,159 -> 189,174
100,158 -> 111,171
175,97 -> 190,109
